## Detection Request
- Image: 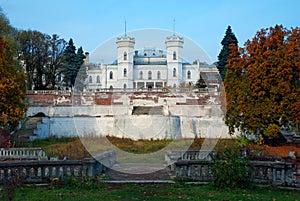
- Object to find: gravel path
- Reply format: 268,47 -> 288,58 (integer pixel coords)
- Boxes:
105,163 -> 174,180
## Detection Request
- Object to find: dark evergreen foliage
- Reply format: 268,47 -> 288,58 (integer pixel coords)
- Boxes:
63,40 -> 86,88
195,75 -> 207,89
217,26 -> 238,81
63,39 -> 77,86
74,47 -> 87,91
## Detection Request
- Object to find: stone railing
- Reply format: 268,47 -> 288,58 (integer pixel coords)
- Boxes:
27,88 -> 216,94
0,148 -> 47,160
165,150 -> 216,171
93,150 -> 117,170
27,90 -> 71,95
251,160 -> 294,186
0,150 -> 117,184
174,160 -> 298,187
0,158 -> 100,184
175,160 -> 213,182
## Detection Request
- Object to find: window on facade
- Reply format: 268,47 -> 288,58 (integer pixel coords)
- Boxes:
124,52 -> 127,61
97,75 -> 100,83
173,68 -> 176,77
124,68 -> 127,77
123,84 -> 127,89
139,71 -> 143,79
157,71 -> 161,79
109,71 -> 113,79
89,76 -> 92,83
173,51 -> 176,60
187,70 -> 191,79
148,71 -> 152,80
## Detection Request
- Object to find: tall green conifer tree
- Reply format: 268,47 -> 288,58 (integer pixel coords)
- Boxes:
217,26 -> 238,81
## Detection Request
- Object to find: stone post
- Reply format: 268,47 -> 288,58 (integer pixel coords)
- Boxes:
82,158 -> 102,177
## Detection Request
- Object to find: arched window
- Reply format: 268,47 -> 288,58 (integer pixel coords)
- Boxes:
123,84 -> 127,89
148,71 -> 152,80
109,71 -> 113,79
109,85 -> 113,91
89,76 -> 92,83
173,51 -> 177,60
157,71 -> 161,79
139,71 -> 143,79
187,70 -> 191,79
124,68 -> 127,77
96,75 -> 100,83
173,68 -> 176,77
124,52 -> 127,61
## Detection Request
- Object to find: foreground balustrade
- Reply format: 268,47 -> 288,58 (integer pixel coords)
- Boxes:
0,150 -> 117,184
174,159 -> 297,186
0,158 -> 102,184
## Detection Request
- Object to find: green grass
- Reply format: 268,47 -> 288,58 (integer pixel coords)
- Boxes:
18,136 -> 266,161
1,183 -> 300,201
22,137 -> 79,148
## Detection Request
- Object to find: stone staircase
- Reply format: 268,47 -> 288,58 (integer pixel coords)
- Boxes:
13,117 -> 42,143
282,130 -> 300,144
132,106 -> 164,115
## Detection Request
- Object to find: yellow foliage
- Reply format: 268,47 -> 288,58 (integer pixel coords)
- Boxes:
0,34 -> 26,131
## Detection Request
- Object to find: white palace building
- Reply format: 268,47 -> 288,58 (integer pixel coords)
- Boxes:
85,34 -> 219,91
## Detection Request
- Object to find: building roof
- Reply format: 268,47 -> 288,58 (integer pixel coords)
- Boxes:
87,64 -> 100,71
134,48 -> 166,58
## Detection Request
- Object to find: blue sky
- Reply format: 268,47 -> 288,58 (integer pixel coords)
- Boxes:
1,0 -> 299,63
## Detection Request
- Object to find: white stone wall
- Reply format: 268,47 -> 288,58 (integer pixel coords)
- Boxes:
27,106 -> 129,117
33,116 -> 232,140
134,65 -> 167,80
27,104 -> 222,118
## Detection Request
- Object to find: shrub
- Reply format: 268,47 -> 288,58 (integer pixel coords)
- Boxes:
4,169 -> 25,201
61,175 -> 105,190
211,147 -> 253,189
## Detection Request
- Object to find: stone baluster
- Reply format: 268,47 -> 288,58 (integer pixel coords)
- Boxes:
33,167 -> 38,178
49,166 -> 54,178
25,167 -> 31,178
3,168 -> 8,183
78,165 -> 83,177
62,166 -> 67,178
55,166 -> 61,178
41,166 -> 46,178
70,166 -> 75,176
83,158 -> 97,177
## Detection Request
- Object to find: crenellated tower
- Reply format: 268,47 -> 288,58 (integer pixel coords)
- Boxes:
116,36 -> 135,89
165,35 -> 184,87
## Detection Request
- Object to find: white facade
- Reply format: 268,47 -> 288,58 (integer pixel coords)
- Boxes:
86,34 -> 219,91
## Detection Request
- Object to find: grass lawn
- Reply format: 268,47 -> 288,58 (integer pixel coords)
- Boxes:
18,136 -> 300,162
1,183 -> 299,201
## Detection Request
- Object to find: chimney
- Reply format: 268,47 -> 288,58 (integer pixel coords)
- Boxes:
85,52 -> 89,66
159,50 -> 163,57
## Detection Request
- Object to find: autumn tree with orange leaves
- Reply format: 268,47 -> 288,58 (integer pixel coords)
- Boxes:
225,25 -> 300,144
0,10 -> 26,147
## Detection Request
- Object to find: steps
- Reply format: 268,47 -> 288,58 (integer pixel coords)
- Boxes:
13,117 -> 42,143
132,106 -> 164,115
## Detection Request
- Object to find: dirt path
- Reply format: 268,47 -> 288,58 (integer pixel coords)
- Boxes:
105,163 -> 174,180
